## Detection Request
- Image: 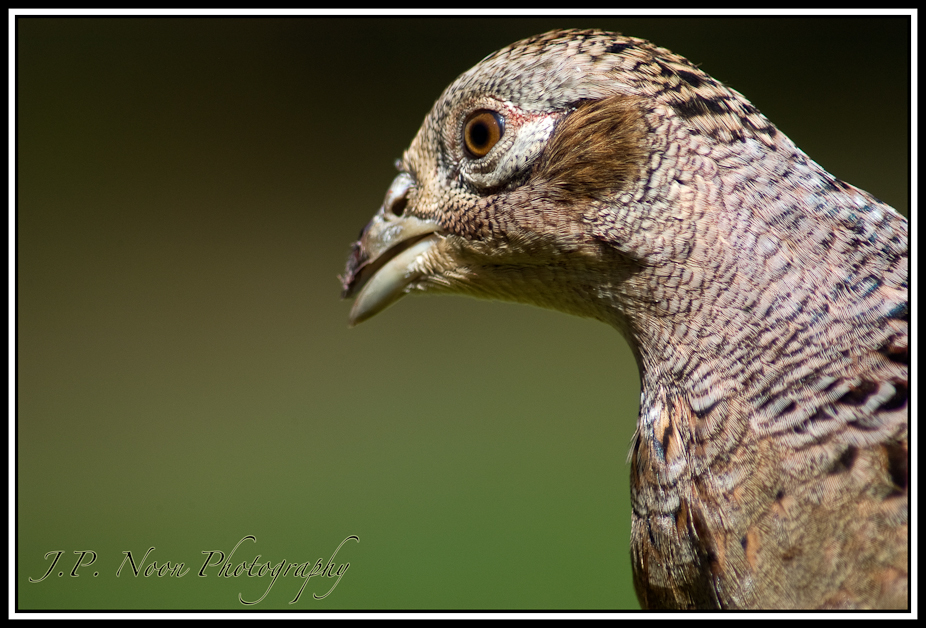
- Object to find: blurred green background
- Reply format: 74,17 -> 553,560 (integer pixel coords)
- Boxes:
17,16 -> 909,611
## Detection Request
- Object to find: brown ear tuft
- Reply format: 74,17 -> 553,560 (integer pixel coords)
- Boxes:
532,94 -> 648,203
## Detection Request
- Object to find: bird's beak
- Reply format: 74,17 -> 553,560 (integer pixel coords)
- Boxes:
341,176 -> 442,326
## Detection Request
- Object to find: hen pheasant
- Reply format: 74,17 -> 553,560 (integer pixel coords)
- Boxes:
341,30 -> 908,610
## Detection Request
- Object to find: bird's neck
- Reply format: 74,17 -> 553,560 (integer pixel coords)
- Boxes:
594,152 -> 906,418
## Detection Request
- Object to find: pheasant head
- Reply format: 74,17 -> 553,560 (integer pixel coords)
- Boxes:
340,29 -> 908,610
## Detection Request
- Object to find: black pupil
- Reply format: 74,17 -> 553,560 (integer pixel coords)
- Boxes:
470,120 -> 490,148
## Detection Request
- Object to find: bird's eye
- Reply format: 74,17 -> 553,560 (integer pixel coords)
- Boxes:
463,110 -> 505,159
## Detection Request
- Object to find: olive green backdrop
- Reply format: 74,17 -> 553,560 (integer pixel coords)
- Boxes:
16,16 -> 909,611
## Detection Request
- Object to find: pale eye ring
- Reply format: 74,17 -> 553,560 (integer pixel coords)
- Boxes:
462,110 -> 505,159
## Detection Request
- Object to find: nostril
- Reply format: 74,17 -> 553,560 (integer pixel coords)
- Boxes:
389,194 -> 408,217
383,171 -> 415,217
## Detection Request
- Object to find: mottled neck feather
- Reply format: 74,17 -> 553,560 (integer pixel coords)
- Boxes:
593,127 -> 908,427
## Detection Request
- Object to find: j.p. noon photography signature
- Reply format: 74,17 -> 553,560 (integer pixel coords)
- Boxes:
28,534 -> 360,605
